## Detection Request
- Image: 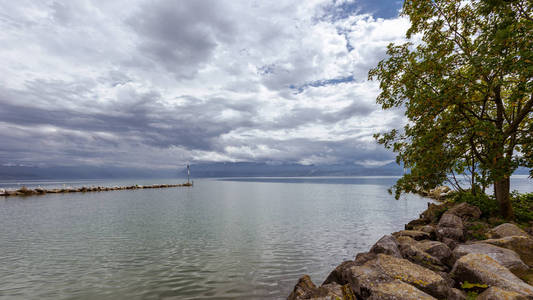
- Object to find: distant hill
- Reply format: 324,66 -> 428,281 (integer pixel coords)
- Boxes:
186,162 -> 404,178
0,163 -> 529,180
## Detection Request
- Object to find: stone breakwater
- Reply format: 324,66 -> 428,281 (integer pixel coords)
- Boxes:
288,201 -> 533,299
0,183 -> 192,197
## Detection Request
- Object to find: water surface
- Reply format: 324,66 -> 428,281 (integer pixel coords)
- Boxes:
0,176 -> 531,299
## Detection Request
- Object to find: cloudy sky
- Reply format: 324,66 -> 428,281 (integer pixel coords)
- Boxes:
0,0 -> 409,169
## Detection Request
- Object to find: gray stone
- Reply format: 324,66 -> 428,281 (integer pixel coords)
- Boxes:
417,240 -> 452,266
392,230 -> 431,241
447,202 -> 482,221
477,286 -> 529,300
479,236 -> 533,267
362,254 -> 451,298
419,225 -> 436,238
489,223 -> 529,239
453,243 -> 529,275
437,213 -> 464,242
322,261 -> 356,285
370,235 -> 402,258
451,253 -> 533,296
367,280 -> 436,300
288,275 -> 355,300
342,260 -> 392,298
398,243 -> 448,272
396,235 -> 417,247
354,252 -> 377,266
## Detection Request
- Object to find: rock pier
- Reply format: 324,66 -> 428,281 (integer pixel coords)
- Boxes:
0,183 -> 192,197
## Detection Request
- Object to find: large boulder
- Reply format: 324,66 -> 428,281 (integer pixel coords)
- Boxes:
453,243 -> 529,275
479,236 -> 533,267
405,218 -> 428,230
354,252 -> 377,266
447,202 -> 482,221
398,243 -> 448,272
392,230 -> 431,241
342,260 -> 394,298
322,261 -> 356,285
477,286 -> 529,300
367,280 -> 436,300
451,253 -> 533,296
343,253 -> 451,298
369,235 -> 401,258
488,223 -> 529,239
288,275 -> 355,300
418,225 -> 437,239
420,202 -> 450,224
417,240 -> 453,266
436,213 -> 464,242
396,235 -> 417,247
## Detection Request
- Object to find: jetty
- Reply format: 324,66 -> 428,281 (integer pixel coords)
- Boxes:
0,182 -> 192,197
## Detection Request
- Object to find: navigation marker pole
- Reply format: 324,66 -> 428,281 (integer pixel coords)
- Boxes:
187,164 -> 190,184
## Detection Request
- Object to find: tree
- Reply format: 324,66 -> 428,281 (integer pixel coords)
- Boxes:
369,0 -> 533,219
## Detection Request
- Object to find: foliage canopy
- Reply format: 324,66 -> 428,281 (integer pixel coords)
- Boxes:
369,0 -> 533,218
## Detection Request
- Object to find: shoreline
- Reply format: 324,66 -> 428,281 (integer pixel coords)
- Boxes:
0,183 -> 192,197
288,199 -> 533,299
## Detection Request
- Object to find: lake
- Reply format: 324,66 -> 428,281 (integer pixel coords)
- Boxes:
0,176 -> 531,299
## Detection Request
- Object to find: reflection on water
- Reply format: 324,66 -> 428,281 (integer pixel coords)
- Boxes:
0,176 -> 531,299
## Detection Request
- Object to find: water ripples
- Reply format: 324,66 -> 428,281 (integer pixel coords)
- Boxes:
0,179 -> 439,299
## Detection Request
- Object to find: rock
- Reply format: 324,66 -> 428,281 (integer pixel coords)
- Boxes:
489,223 -> 529,239
417,240 -> 452,266
323,261 -> 356,285
437,213 -> 464,242
288,275 -> 316,300
342,260 -> 393,298
354,252 -> 377,266
418,225 -> 436,239
288,275 -> 354,300
453,243 -> 529,275
477,286 -> 530,300
447,202 -> 482,221
392,230 -> 431,241
442,237 -> 459,250
396,235 -> 417,247
447,288 -> 467,300
369,235 -> 402,258
479,236 -> 533,267
398,242 -> 448,272
451,253 -> 533,296
367,280 -> 436,300
405,218 -> 428,230
420,202 -> 449,224
365,254 -> 450,298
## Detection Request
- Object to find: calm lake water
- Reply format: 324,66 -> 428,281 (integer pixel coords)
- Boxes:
0,176 -> 531,299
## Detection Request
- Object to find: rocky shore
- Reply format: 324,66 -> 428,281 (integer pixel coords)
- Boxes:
0,183 -> 192,197
288,200 -> 533,299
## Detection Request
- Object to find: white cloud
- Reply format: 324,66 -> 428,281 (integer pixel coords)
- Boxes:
0,0 -> 409,168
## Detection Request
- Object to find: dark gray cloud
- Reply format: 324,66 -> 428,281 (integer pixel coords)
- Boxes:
127,0 -> 236,78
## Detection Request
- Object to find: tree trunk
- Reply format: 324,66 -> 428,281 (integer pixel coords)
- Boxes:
494,176 -> 513,219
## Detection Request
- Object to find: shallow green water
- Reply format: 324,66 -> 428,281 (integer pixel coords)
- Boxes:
0,176 -> 531,299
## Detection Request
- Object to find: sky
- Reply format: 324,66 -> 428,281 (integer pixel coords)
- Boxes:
0,0 -> 409,170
